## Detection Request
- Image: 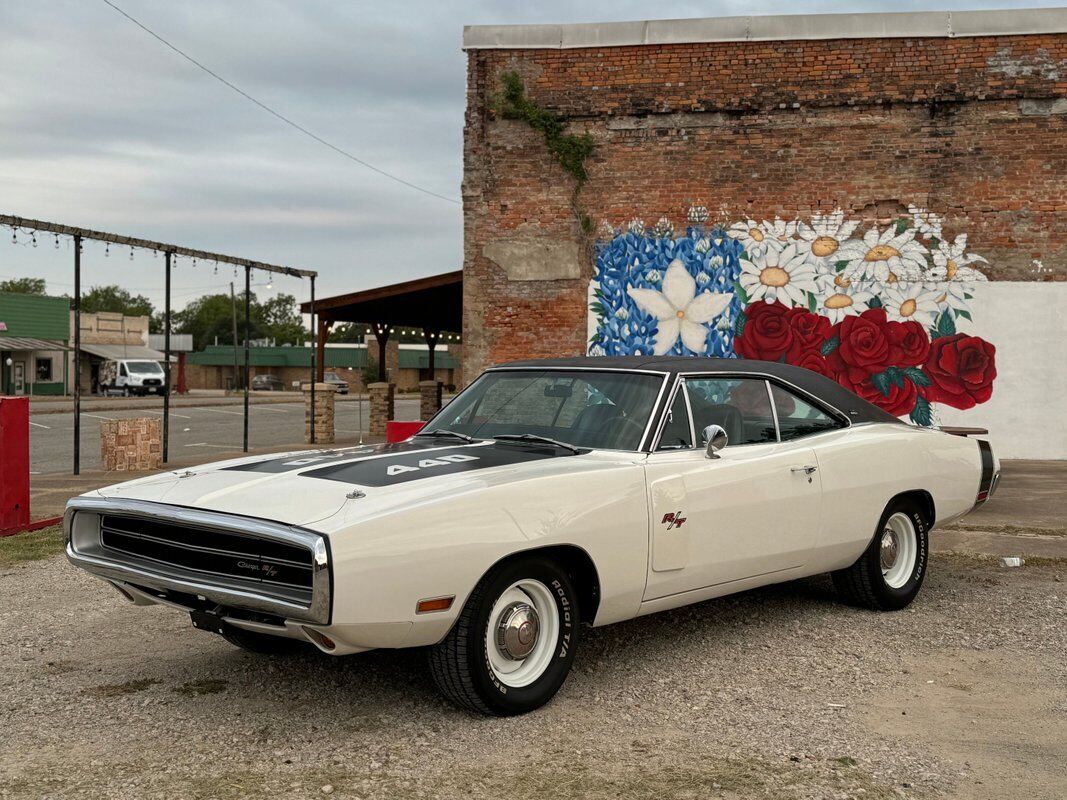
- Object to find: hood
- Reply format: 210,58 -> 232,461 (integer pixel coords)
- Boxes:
91,439 -> 639,529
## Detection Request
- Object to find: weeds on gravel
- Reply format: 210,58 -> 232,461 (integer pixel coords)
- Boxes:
0,525 -> 65,566
84,678 -> 160,698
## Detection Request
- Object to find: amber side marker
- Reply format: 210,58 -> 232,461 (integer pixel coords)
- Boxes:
416,596 -> 455,614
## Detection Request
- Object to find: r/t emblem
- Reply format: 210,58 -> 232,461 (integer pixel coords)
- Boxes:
661,511 -> 686,530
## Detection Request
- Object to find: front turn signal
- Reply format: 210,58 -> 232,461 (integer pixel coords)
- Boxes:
416,596 -> 455,614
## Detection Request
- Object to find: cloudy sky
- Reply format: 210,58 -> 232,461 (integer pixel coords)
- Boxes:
0,0 -> 1056,315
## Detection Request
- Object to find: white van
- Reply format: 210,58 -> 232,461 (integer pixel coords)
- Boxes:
98,359 -> 167,396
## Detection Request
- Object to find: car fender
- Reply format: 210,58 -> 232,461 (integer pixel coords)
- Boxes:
319,457 -> 650,646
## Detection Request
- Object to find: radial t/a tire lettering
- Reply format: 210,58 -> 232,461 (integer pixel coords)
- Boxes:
428,556 -> 579,716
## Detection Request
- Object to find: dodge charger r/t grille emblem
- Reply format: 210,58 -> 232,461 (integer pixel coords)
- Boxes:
236,560 -> 278,578
661,511 -> 686,530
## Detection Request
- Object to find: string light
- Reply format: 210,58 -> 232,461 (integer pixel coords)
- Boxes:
10,230 -> 16,244
54,235 -> 60,249
213,264 -> 218,275
105,243 -> 110,257
129,246 -> 134,261
31,233 -> 37,248
266,278 -> 273,290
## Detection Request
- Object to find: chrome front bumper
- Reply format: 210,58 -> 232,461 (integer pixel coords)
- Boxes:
65,496 -> 331,624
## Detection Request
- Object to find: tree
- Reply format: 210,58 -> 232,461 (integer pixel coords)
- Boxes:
0,277 -> 47,294
173,291 -> 308,350
256,293 -> 306,345
81,285 -> 155,318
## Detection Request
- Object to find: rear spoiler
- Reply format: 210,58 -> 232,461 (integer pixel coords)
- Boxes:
939,426 -> 989,437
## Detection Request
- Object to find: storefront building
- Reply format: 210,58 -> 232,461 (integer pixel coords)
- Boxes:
0,292 -> 69,395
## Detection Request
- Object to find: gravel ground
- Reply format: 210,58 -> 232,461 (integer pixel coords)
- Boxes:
0,550 -> 1063,800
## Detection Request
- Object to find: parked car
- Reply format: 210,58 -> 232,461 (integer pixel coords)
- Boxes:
65,357 -> 998,715
98,359 -> 166,396
322,371 -> 350,394
251,374 -> 285,392
299,371 -> 350,394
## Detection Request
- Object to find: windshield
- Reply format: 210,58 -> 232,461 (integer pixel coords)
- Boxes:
423,369 -> 663,451
125,361 -> 163,375
324,372 -> 341,381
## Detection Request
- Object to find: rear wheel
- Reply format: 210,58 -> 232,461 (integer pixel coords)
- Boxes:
429,556 -> 579,715
833,497 -> 929,611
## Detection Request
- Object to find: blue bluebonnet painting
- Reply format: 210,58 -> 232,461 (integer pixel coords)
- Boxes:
589,223 -> 745,357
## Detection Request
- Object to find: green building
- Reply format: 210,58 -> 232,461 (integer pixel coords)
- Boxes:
0,292 -> 70,396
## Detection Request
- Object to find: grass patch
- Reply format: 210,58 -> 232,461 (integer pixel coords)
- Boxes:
84,678 -> 160,698
174,678 -> 228,696
0,525 -> 65,566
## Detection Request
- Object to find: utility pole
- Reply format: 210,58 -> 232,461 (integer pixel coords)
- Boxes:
230,282 -> 240,391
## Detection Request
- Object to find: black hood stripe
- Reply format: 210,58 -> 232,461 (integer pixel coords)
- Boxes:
303,443 -> 569,487
222,438 -> 466,475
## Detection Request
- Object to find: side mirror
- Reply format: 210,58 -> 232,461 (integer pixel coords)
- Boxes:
701,424 -> 728,459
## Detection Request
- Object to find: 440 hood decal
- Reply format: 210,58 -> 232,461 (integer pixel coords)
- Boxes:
223,439 -> 568,486
304,443 -> 566,487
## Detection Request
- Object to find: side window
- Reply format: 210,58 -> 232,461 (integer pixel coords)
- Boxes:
770,383 -> 843,440
684,378 -> 777,445
657,388 -> 692,450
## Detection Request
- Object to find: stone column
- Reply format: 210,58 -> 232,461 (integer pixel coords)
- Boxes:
419,380 -> 443,420
368,382 -> 395,437
304,382 -> 337,444
100,418 -> 162,471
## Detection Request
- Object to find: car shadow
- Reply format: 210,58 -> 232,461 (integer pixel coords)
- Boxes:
177,559 -> 984,718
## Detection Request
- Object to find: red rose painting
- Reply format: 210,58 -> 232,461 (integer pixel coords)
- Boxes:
921,334 -> 997,410
735,298 -> 996,424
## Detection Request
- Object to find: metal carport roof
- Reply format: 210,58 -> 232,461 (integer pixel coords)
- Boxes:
78,343 -> 169,361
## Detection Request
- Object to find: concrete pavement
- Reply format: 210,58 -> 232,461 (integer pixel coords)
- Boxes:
28,390 -> 415,415
29,397 -> 423,475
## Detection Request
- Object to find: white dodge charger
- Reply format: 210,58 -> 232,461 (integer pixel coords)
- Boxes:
66,357 -> 999,715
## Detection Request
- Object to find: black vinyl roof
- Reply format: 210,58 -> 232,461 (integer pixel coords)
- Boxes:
491,356 -> 902,425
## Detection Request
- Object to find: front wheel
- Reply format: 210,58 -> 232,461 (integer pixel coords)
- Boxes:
832,497 -> 929,611
429,556 -> 579,715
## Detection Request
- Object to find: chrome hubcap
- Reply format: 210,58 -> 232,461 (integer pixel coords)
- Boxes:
880,529 -> 900,572
485,580 -> 560,689
495,602 -> 540,660
880,512 -> 918,589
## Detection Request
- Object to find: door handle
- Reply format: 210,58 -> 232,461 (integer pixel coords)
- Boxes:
791,465 -> 818,475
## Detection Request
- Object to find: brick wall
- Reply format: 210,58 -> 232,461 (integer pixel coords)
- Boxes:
462,32 -> 1067,380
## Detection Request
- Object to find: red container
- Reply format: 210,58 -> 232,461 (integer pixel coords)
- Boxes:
0,397 -> 30,535
386,420 -> 424,443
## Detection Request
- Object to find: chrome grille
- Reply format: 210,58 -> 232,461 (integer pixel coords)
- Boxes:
65,497 -> 330,624
99,514 -> 314,605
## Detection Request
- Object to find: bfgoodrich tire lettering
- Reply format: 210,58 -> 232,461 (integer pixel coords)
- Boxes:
832,497 -> 929,611
429,556 -> 579,716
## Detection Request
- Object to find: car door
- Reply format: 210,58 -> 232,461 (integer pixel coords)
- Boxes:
643,375 -> 823,601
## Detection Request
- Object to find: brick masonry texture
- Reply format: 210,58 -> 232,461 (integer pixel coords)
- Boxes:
304,383 -> 337,444
462,32 -> 1067,379
99,418 -> 162,472
368,383 -> 395,437
419,380 -> 443,420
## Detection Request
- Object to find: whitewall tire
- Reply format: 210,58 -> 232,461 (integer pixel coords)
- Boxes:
429,556 -> 579,715
832,497 -> 929,611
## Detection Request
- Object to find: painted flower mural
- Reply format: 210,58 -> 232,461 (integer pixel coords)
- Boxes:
589,206 -> 997,426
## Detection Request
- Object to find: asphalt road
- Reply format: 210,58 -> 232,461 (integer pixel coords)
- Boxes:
29,398 -> 422,474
